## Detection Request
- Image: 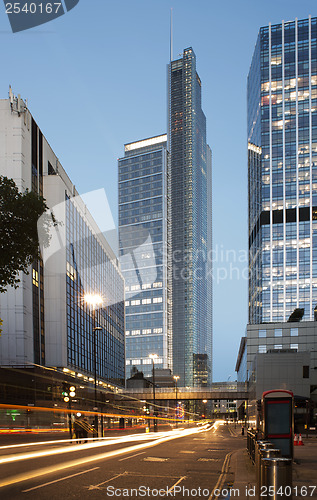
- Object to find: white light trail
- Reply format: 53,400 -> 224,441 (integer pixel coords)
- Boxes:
0,425 -> 212,489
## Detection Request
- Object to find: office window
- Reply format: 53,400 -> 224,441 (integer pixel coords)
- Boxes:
303,365 -> 309,378
142,298 -> 151,305
259,345 -> 267,353
153,297 -> 163,303
258,329 -> 266,338
274,329 -> 282,337
274,344 -> 283,350
290,343 -> 298,350
290,328 -> 298,336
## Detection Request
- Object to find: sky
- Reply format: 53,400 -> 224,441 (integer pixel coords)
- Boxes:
0,0 -> 316,382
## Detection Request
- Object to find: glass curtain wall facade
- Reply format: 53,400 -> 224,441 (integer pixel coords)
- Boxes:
66,196 -> 125,386
248,17 -> 317,324
168,47 -> 213,387
118,135 -> 172,378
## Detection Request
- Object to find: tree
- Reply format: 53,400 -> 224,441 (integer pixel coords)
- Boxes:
0,176 -> 53,293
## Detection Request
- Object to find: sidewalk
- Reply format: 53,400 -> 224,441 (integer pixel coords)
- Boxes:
229,435 -> 317,499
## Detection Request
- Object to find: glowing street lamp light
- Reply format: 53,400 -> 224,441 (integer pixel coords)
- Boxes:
84,293 -> 103,437
202,399 -> 208,419
149,353 -> 158,432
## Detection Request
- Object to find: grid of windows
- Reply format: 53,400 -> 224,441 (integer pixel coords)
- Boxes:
168,48 -> 213,387
66,195 -> 125,386
248,17 -> 317,323
118,137 -> 172,378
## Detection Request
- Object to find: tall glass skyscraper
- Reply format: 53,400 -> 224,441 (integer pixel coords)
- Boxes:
118,135 -> 172,378
248,16 -> 317,324
168,47 -> 212,386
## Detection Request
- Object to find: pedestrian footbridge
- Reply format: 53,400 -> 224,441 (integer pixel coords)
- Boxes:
124,382 -> 248,401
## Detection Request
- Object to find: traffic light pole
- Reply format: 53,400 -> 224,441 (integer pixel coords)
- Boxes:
93,307 -> 99,438
68,398 -> 72,440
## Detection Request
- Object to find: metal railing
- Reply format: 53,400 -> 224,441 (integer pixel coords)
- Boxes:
246,429 -> 292,498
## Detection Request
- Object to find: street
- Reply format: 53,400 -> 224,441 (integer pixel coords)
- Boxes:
0,422 -> 244,499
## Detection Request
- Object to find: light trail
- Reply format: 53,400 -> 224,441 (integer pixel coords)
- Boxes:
0,425 -> 212,489
0,431 -> 165,452
0,431 -> 172,465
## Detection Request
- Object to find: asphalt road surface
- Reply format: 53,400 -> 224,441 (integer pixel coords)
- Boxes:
0,422 -> 244,499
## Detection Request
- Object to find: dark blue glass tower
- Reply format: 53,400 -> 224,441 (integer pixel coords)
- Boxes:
168,47 -> 213,386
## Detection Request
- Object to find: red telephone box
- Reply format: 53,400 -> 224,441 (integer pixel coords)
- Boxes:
262,389 -> 294,458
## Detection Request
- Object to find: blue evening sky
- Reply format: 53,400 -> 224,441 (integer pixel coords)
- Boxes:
0,0 -> 315,381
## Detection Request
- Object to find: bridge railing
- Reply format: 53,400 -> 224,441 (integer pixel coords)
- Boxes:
125,382 -> 241,394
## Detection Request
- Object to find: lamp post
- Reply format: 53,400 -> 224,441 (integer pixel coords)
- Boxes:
173,375 -> 180,427
149,353 -> 158,432
84,293 -> 103,438
202,399 -> 208,419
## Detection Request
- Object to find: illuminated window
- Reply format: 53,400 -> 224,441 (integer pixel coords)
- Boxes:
142,298 -> 151,304
258,345 -> 267,353
142,283 -> 151,289
32,269 -> 39,287
153,328 -> 163,334
66,262 -> 77,281
153,282 -> 163,288
153,297 -> 163,303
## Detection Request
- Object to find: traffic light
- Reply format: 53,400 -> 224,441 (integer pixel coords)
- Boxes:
62,383 -> 69,402
62,383 -> 76,402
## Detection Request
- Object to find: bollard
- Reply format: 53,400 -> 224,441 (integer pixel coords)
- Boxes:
258,448 -> 281,496
262,457 -> 292,500
255,442 -> 275,479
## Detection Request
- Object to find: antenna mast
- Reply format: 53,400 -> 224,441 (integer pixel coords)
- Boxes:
170,8 -> 173,62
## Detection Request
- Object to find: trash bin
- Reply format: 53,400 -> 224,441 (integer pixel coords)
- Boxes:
258,448 -> 281,495
262,457 -> 292,500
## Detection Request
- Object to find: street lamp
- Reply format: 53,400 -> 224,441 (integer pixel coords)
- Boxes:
84,293 -> 103,438
202,399 -> 208,419
149,353 -> 158,432
173,375 -> 180,427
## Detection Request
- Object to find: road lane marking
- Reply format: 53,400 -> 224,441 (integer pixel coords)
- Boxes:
21,467 -> 100,493
119,452 -> 145,461
87,472 -> 127,490
208,451 -> 232,500
167,476 -> 187,494
0,426 -> 208,489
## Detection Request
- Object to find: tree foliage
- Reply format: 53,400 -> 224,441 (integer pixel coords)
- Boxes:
0,176 -> 52,293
